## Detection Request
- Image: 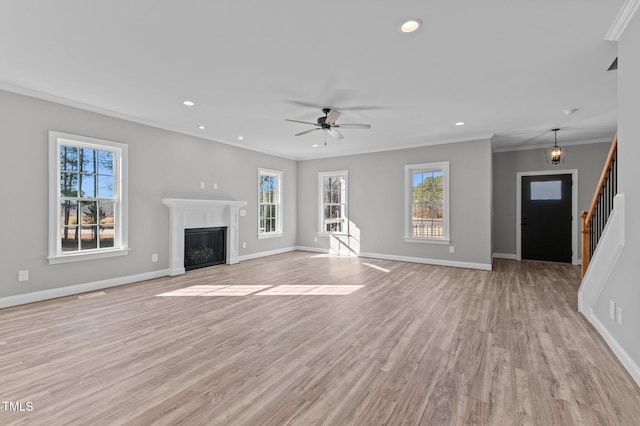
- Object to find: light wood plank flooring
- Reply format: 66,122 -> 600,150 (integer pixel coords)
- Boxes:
1,252 -> 639,425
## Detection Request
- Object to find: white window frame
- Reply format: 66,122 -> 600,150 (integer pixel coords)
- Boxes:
404,161 -> 450,244
48,131 -> 129,264
257,168 -> 283,239
318,170 -> 348,236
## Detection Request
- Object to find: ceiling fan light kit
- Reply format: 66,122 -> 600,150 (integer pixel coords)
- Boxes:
285,108 -> 371,145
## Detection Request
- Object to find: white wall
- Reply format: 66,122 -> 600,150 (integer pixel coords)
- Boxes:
0,90 -> 297,299
297,139 -> 494,269
590,9 -> 640,384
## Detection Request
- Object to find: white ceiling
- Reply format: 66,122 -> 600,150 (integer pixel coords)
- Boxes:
0,0 -> 622,160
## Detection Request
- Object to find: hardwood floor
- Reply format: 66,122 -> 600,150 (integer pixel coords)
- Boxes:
1,251 -> 639,425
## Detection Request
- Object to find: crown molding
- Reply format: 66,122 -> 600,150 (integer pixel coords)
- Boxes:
606,0 -> 640,41
492,137 -> 612,153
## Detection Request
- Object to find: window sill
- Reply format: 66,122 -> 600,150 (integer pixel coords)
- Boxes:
47,248 -> 130,264
404,237 -> 451,245
258,232 -> 283,239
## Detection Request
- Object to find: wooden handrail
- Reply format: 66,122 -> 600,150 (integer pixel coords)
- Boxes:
585,134 -> 618,221
581,133 -> 618,278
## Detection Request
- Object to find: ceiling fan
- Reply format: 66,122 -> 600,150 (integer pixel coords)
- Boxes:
285,108 -> 371,140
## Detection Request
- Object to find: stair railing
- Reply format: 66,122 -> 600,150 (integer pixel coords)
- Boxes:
581,134 -> 618,278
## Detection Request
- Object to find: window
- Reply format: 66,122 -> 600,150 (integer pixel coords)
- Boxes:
319,170 -> 348,234
405,162 -> 450,243
48,131 -> 128,263
258,168 -> 282,238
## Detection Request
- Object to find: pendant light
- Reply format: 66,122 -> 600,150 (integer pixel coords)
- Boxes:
545,128 -> 564,165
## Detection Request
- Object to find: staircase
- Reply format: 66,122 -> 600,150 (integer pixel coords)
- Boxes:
580,134 -> 618,278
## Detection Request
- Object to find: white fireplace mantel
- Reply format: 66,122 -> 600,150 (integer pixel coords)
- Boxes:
162,198 -> 247,276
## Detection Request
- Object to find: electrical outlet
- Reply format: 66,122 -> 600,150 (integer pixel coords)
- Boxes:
200,181 -> 205,189
18,270 -> 29,282
449,246 -> 455,254
314,236 -> 318,243
239,210 -> 246,217
242,242 -> 246,249
214,183 -> 218,190
617,306 -> 623,325
152,253 -> 158,262
610,300 -> 616,320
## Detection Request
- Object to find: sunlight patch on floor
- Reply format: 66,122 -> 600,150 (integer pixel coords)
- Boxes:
156,284 -> 364,297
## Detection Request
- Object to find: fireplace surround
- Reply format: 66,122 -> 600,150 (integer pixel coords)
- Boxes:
162,199 -> 247,275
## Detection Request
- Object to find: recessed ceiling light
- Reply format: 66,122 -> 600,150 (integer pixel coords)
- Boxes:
197,125 -> 206,130
312,144 -> 319,148
455,121 -> 465,126
183,100 -> 195,106
400,19 -> 422,33
237,136 -> 244,140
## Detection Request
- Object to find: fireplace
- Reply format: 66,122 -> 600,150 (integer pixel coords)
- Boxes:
184,227 -> 226,271
162,199 -> 247,276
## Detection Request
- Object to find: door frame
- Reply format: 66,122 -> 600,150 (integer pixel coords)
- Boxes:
516,169 -> 578,265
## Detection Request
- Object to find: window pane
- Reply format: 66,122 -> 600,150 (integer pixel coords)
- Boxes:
60,146 -> 79,172
60,172 -> 79,197
531,181 -> 562,200
99,201 -> 115,226
61,226 -> 78,251
80,173 -> 95,198
99,225 -> 115,248
80,148 -> 96,173
60,201 -> 78,226
97,151 -> 113,175
80,226 -> 98,250
97,175 -> 114,198
80,201 -> 98,225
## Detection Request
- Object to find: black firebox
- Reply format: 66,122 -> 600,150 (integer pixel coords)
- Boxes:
184,227 -> 226,271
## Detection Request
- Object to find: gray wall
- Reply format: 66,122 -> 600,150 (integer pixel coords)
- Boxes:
0,90 -> 297,298
592,10 -> 640,375
492,142 -> 611,257
297,139 -> 493,267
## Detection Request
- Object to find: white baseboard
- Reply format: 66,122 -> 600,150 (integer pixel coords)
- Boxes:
359,252 -> 492,271
294,246 -> 330,254
493,253 -> 517,260
237,246 -> 297,262
0,269 -> 170,310
583,308 -> 640,389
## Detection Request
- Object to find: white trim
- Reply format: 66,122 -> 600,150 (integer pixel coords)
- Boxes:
257,168 -> 283,238
582,308 -> 640,388
0,83 -> 296,161
294,137 -> 494,161
237,246 -> 297,262
404,161 -> 450,243
492,137 -> 613,153
578,194 -> 625,313
606,0 -> 640,41
493,252 -> 517,260
359,252 -> 492,271
161,198 -> 247,274
0,269 -> 169,310
516,170 -> 578,265
318,170 -> 349,235
48,248 -> 131,264
295,246 -> 331,254
48,131 -> 129,263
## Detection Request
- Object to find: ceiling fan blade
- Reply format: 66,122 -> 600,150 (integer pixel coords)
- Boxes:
295,128 -> 321,137
334,124 -> 371,129
328,128 -> 343,139
285,119 -> 319,126
326,110 -> 341,125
